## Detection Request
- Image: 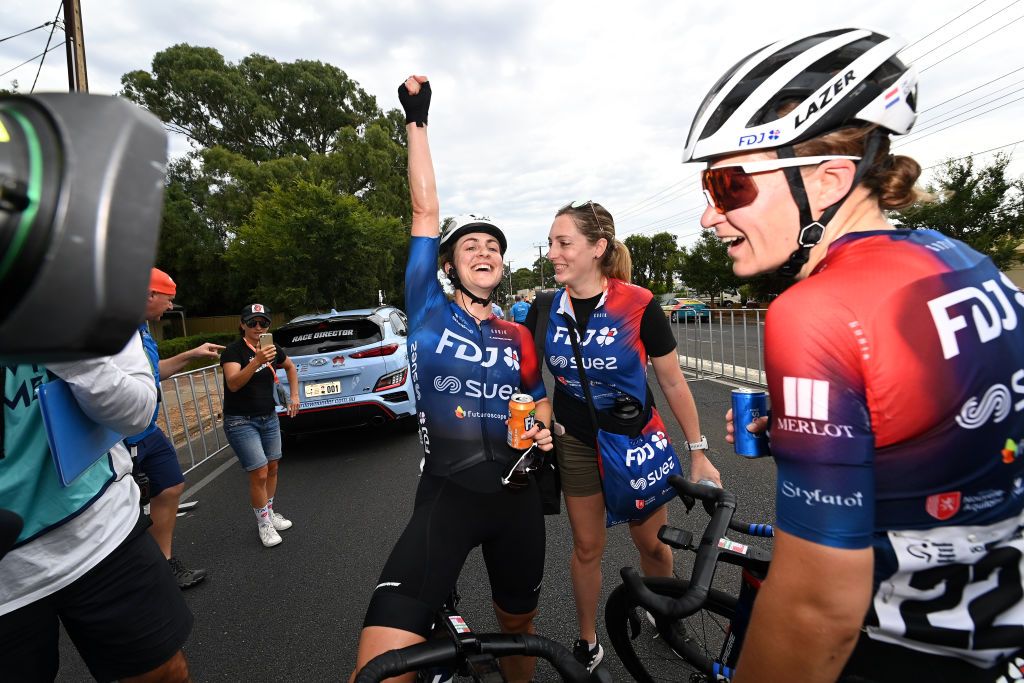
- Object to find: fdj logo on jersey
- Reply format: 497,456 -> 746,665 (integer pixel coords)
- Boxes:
435,329 -> 508,368
927,273 -> 1024,359
550,326 -> 619,347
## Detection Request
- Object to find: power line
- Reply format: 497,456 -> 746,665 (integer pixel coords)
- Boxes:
0,21 -> 54,45
920,65 -> 1024,114
905,84 -> 1024,139
901,0 -> 992,52
896,94 -> 1024,147
921,14 -> 1024,73
616,180 -> 687,218
31,2 -> 65,94
0,43 -> 65,80
910,0 -> 1022,62
921,138 -> 1024,170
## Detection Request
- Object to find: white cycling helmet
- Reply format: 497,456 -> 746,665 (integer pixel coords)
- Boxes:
439,214 -> 507,256
683,28 -> 918,163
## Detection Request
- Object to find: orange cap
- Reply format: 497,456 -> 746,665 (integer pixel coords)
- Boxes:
150,268 -> 177,296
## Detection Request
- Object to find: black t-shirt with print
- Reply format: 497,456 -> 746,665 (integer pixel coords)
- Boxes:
220,338 -> 287,416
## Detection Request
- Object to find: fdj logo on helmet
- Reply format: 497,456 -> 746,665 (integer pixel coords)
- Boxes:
794,70 -> 856,129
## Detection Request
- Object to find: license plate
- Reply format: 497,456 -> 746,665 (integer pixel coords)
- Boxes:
304,381 -> 341,398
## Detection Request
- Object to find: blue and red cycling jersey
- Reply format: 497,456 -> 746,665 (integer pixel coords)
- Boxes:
766,229 -> 1024,666
405,236 -> 545,478
544,278 -> 654,408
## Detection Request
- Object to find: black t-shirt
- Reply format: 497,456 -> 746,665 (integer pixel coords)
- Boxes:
525,292 -> 676,444
220,338 -> 288,416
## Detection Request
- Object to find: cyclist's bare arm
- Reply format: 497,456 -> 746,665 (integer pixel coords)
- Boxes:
732,530 -> 872,683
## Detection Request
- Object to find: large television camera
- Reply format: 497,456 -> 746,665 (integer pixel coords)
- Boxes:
0,93 -> 167,363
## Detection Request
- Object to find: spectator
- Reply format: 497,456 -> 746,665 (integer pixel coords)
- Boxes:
0,336 -> 193,681
220,304 -> 300,548
525,200 -> 719,670
510,295 -> 530,323
124,267 -> 223,589
491,301 -> 505,319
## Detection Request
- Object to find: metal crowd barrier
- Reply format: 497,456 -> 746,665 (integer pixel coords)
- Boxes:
670,309 -> 767,386
156,363 -> 227,474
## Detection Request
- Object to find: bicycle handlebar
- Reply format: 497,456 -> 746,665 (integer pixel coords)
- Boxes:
354,632 -> 607,683
621,475 -> 739,620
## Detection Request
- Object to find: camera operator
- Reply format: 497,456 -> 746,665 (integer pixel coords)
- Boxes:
0,335 -> 193,682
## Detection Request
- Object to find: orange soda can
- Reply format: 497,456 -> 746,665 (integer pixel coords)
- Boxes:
507,394 -> 537,450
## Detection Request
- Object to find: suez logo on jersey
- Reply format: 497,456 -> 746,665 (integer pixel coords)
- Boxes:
955,367 -> 1024,430
433,329 -> 520,369
433,375 -> 517,400
927,272 -> 1024,360
773,377 -> 856,438
547,325 -> 620,370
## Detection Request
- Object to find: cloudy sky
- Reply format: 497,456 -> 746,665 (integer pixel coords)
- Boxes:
3,1 -> 1023,272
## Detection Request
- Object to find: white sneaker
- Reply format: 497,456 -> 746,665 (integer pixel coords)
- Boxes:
259,524 -> 282,547
271,511 -> 292,531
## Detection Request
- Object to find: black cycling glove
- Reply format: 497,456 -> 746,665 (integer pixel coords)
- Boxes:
398,80 -> 431,127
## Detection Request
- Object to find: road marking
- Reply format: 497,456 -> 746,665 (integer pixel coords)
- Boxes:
181,456 -> 236,503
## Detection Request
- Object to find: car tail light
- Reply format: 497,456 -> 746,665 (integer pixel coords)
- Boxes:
374,368 -> 408,392
350,344 -> 400,359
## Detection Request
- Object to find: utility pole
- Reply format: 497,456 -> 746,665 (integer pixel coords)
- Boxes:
534,244 -> 546,289
63,0 -> 88,92
506,261 -> 513,299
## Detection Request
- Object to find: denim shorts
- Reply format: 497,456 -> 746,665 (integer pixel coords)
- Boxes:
223,413 -> 282,471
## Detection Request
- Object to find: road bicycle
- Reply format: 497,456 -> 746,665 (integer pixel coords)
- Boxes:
604,475 -> 773,682
355,587 -> 612,683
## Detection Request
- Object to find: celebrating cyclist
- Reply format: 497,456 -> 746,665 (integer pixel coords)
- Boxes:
686,28 -> 1024,682
525,200 -> 720,670
348,75 -> 553,683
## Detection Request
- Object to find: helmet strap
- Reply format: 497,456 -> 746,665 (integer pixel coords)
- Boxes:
775,131 -> 885,278
445,266 -> 493,306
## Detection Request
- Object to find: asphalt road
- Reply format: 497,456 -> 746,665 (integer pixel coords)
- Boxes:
57,375 -> 777,682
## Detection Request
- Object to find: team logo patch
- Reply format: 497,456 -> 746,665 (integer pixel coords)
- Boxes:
596,327 -> 618,346
652,431 -> 668,450
783,376 -> 829,420
455,406 -> 466,419
635,499 -> 646,510
251,304 -> 266,313
925,492 -> 961,521
1002,437 -> 1021,464
504,348 -> 520,370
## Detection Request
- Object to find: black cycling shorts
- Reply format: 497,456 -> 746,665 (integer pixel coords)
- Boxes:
0,515 -> 193,682
363,471 -> 545,636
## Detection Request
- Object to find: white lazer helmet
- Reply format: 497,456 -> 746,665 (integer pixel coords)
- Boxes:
438,214 -> 507,256
683,28 -> 918,163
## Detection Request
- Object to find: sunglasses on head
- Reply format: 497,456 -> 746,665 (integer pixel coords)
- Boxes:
570,199 -> 603,227
701,155 -> 861,214
245,318 -> 271,329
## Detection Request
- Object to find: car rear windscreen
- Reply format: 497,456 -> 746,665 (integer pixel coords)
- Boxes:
276,318 -> 383,356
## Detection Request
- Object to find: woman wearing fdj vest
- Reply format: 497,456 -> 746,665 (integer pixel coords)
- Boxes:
524,201 -> 721,669
220,304 -> 300,548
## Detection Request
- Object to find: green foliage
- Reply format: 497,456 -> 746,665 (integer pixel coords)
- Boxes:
894,153 -> 1024,270
121,45 -> 412,316
531,257 -> 557,289
121,45 -> 388,161
157,332 -> 238,360
624,232 -> 679,293
511,267 -> 538,292
677,232 -> 741,304
225,179 -> 407,312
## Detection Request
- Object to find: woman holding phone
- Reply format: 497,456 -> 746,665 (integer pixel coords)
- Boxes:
220,303 -> 300,548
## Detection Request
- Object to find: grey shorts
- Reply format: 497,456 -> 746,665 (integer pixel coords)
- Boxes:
554,431 -> 603,497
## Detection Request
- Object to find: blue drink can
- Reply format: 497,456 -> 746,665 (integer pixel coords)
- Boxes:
731,388 -> 769,458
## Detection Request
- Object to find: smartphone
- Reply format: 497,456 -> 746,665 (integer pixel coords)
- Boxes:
258,333 -> 274,349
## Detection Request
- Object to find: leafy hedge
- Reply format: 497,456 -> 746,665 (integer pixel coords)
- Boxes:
156,332 -> 240,373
